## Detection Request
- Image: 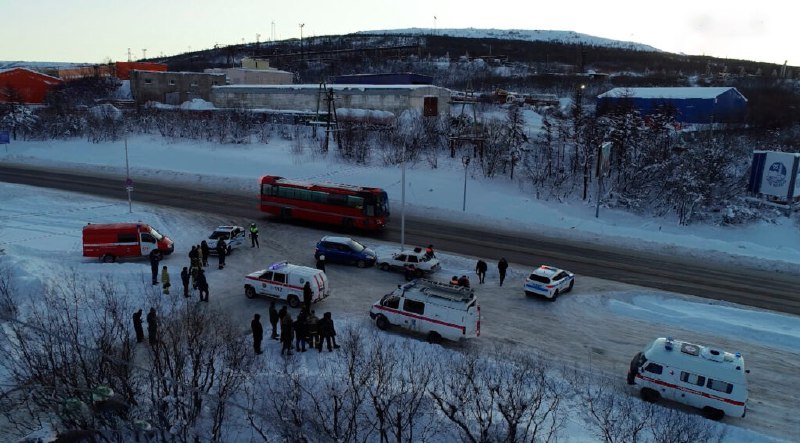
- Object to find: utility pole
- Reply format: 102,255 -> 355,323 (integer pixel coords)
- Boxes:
401,143 -> 406,251
141,48 -> 147,60
462,156 -> 471,211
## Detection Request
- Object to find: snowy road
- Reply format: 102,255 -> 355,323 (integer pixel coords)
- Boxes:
2,163 -> 799,316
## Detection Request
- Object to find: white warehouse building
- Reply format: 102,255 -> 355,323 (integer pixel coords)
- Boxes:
210,84 -> 451,118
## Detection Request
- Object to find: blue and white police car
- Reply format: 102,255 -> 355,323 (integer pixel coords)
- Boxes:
523,265 -> 575,301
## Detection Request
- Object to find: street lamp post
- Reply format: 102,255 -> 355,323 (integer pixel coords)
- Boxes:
299,23 -> 305,57
124,137 -> 132,213
400,143 -> 406,251
462,155 -> 471,211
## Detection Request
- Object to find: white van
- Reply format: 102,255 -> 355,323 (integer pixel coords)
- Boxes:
369,279 -> 480,343
627,337 -> 749,420
243,261 -> 330,308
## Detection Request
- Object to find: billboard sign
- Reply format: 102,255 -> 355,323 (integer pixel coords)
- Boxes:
759,151 -> 797,199
0,130 -> 9,144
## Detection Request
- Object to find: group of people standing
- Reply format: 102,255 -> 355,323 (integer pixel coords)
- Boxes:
132,307 -> 159,346
474,257 -> 508,286
251,301 -> 340,356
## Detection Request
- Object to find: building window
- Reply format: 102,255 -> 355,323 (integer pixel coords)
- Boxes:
144,78 -> 152,85
169,79 -> 176,86
190,81 -> 198,86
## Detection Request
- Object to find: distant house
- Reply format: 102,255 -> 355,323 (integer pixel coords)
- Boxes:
130,71 -> 225,105
596,87 -> 748,124
0,67 -> 63,104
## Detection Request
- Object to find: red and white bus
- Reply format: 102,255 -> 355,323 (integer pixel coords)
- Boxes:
259,175 -> 389,230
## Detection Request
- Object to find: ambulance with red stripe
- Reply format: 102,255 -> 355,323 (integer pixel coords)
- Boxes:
243,261 -> 330,309
369,279 -> 480,343
627,337 -> 749,420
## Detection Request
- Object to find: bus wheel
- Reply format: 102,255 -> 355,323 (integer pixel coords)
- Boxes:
640,388 -> 660,403
280,207 -> 292,220
702,407 -> 725,421
245,286 -> 256,299
101,254 -> 116,263
287,295 -> 300,309
376,315 -> 389,330
426,331 -> 442,344
342,218 -> 353,228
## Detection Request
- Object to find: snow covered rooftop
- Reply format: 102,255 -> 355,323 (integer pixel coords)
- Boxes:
597,87 -> 743,100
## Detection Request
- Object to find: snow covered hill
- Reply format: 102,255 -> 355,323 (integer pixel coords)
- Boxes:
360,27 -> 660,52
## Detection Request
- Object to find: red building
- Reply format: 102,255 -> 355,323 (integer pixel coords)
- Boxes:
0,68 -> 63,104
115,61 -> 167,80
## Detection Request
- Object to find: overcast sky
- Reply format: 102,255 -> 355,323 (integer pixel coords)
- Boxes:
1,0 -> 794,66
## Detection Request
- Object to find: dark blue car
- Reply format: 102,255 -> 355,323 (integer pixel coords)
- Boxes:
314,236 -> 377,268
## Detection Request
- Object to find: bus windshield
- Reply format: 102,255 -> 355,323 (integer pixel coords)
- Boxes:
377,191 -> 389,216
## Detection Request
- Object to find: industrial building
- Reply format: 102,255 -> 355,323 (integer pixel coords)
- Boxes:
211,84 -> 451,118
596,87 -> 748,124
130,71 -> 225,105
0,67 -> 63,104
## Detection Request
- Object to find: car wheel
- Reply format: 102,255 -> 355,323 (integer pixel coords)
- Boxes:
376,315 -> 389,330
524,291 -> 533,297
426,331 -> 442,344
356,260 -> 367,268
101,254 -> 116,263
414,269 -> 424,278
568,280 -> 574,292
287,295 -> 300,309
245,286 -> 256,299
151,251 -> 163,261
640,388 -> 660,403
549,289 -> 559,302
227,246 -> 233,255
702,407 -> 725,421
379,263 -> 390,271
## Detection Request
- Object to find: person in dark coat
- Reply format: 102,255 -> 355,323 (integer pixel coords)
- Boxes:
315,255 -> 326,272
146,308 -> 158,346
217,239 -> 227,269
280,313 -> 294,356
475,259 -> 488,284
498,258 -> 509,287
294,310 -> 308,352
303,282 -> 313,312
251,313 -> 264,354
197,269 -> 209,302
132,309 -> 144,343
404,263 -> 416,282
149,250 -> 161,285
306,310 -> 320,350
318,312 -> 340,352
269,301 -> 280,339
180,267 -> 190,297
188,245 -> 200,269
249,223 -> 259,248
200,241 -> 210,267
457,275 -> 470,288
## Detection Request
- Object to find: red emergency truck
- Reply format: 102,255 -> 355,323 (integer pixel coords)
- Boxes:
82,223 -> 174,263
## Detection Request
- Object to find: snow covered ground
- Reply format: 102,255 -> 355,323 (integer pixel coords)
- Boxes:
1,134 -> 799,441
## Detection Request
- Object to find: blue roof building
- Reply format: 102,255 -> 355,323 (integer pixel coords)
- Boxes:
596,87 -> 748,124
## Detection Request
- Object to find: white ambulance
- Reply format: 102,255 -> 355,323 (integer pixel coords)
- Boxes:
627,337 -> 749,420
369,279 -> 480,343
243,261 -> 330,308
